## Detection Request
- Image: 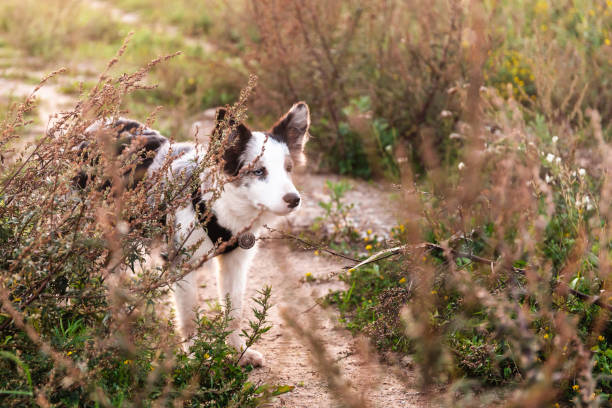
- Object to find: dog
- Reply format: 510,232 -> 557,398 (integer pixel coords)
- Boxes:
82,102 -> 310,367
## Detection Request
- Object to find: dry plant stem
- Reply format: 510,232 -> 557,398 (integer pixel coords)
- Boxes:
263,225 -> 360,262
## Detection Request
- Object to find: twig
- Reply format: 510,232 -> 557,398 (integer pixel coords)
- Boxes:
263,225 -> 360,263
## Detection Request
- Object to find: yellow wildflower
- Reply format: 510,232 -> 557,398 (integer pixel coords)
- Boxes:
364,236 -> 369,242
305,272 -> 312,278
605,38 -> 611,46
204,353 -> 211,359
554,404 -> 560,408
534,0 -> 548,14
67,351 -> 73,356
314,250 -> 320,256
365,244 -> 373,251
348,268 -> 355,274
431,290 -> 437,295
543,333 -> 549,339
598,335 -> 605,341
367,229 -> 372,235
399,224 -> 405,232
124,360 -> 131,365
399,277 -> 406,284
572,384 -> 580,391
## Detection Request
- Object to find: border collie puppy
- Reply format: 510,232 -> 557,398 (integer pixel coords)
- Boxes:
87,102 -> 310,367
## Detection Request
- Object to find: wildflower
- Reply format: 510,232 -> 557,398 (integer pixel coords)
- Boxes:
314,250 -> 320,256
578,168 -> 586,176
551,135 -> 558,143
67,351 -> 74,356
363,236 -> 369,242
399,224 -> 405,232
431,290 -> 438,295
305,272 -> 312,278
399,277 -> 406,284
150,365 -> 155,371
534,0 -> 548,14
458,162 -> 465,170
572,384 -> 580,392
598,335 -> 605,341
365,244 -> 373,251
545,174 -> 553,184
444,295 -> 449,300
348,268 -> 355,274
543,333 -> 549,339
422,256 -> 427,262
546,153 -> 555,163
554,404 -> 560,408
367,229 -> 372,235
555,157 -> 561,164
204,353 -> 211,359
124,360 -> 131,365
606,38 -> 611,46
117,221 -> 129,234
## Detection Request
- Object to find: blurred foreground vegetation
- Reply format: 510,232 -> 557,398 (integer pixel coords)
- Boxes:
0,0 -> 611,406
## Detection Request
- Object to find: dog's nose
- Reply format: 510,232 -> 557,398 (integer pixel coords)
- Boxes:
283,193 -> 301,208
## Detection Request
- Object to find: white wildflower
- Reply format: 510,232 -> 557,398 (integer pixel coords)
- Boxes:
545,174 -> 553,184
117,221 -> 130,234
552,135 -> 558,144
546,153 -> 555,163
578,168 -> 586,176
555,156 -> 561,164
458,162 -> 466,170
440,110 -> 452,118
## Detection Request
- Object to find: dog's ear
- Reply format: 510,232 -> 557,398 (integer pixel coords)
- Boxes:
271,102 -> 310,165
216,107 -> 253,176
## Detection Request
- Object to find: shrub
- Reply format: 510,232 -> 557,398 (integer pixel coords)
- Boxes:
0,44 -> 281,406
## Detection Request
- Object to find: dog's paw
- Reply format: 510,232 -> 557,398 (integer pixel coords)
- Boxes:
238,348 -> 264,367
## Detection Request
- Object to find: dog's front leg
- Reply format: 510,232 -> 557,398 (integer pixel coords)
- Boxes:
216,247 -> 263,367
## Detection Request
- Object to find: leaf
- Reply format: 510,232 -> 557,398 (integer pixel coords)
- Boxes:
271,384 -> 295,396
0,351 -> 33,397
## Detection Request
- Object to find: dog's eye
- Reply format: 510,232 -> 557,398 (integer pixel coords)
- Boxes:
253,167 -> 266,177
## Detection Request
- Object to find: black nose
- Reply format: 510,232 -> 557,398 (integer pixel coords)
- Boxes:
283,193 -> 300,208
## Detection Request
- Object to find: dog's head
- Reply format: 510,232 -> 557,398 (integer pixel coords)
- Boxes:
216,102 -> 310,215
